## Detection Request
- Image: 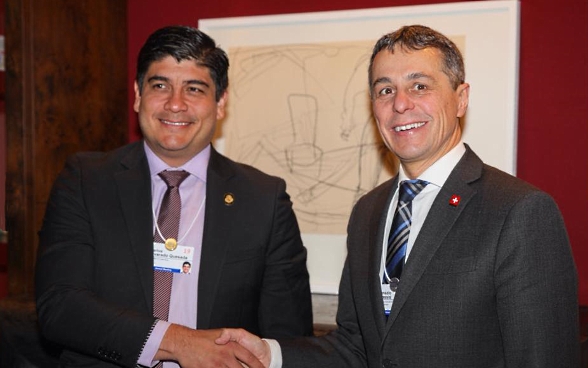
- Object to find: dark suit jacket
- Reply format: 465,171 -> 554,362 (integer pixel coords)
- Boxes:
281,145 -> 579,368
35,141 -> 313,367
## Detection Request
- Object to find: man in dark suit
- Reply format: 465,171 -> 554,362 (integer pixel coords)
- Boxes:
217,24 -> 580,367
35,26 -> 312,368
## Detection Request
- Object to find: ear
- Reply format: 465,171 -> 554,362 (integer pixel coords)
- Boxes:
133,81 -> 141,113
456,83 -> 470,118
216,90 -> 228,120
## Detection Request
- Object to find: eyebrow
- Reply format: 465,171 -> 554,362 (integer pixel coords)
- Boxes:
371,76 -> 391,90
371,72 -> 434,89
406,72 -> 433,81
147,75 -> 211,89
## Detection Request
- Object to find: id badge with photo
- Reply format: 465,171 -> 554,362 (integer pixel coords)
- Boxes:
153,242 -> 194,274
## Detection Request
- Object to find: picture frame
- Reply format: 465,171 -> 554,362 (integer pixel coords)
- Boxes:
200,0 -> 520,294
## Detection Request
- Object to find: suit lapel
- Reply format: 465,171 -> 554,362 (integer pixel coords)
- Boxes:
368,179 -> 399,338
197,148 -> 235,328
386,147 -> 482,329
115,143 -> 154,312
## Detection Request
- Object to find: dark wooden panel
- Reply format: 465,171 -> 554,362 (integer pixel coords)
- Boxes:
5,0 -> 128,295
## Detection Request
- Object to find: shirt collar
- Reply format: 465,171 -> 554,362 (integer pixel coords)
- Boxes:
398,142 -> 466,189
144,141 -> 210,183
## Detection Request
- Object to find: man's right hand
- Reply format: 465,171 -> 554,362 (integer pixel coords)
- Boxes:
155,325 -> 263,368
215,328 -> 271,368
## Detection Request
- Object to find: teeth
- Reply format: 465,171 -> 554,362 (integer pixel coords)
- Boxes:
394,122 -> 425,132
162,120 -> 189,126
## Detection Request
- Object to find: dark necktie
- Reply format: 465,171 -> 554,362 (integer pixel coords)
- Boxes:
153,170 -> 189,322
384,179 -> 428,291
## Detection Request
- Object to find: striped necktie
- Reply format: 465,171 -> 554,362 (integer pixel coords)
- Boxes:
384,179 -> 428,291
153,170 -> 189,321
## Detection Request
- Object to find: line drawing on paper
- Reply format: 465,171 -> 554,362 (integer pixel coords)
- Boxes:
219,41 -> 396,234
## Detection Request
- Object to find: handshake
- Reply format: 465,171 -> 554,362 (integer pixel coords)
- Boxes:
156,324 -> 274,368
215,328 -> 273,368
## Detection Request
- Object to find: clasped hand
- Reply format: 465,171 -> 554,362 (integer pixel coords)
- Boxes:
156,324 -> 268,368
215,328 -> 271,368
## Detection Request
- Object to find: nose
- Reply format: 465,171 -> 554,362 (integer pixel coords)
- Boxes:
393,89 -> 414,114
164,90 -> 188,112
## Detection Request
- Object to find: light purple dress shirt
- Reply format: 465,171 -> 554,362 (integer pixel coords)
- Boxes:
138,142 -> 209,367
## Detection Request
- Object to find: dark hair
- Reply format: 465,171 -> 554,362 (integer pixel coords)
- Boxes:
368,25 -> 465,92
136,25 -> 229,101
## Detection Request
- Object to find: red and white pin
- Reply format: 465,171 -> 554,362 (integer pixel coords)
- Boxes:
449,194 -> 461,207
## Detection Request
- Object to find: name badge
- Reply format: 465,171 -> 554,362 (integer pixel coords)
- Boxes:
153,242 -> 195,274
381,283 -> 396,316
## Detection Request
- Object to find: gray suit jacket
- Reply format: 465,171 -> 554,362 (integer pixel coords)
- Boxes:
281,145 -> 579,368
35,141 -> 313,367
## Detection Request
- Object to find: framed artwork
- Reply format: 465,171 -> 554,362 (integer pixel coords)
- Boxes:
200,0 -> 520,293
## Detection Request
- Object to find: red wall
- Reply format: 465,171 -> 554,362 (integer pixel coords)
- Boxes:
127,0 -> 588,304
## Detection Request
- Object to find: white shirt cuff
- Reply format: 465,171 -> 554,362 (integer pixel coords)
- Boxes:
262,338 -> 282,368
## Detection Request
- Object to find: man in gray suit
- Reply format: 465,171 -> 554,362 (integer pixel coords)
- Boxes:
217,24 -> 580,367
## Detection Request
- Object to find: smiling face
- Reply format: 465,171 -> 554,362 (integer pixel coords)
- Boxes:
370,47 -> 469,178
134,55 -> 227,167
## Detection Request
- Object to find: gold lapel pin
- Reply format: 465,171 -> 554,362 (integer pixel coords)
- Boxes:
224,193 -> 235,206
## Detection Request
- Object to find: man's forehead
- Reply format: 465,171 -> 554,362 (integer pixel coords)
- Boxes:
147,57 -> 211,75
373,48 -> 442,74
144,59 -> 213,84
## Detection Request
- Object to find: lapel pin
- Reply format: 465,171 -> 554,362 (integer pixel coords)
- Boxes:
449,194 -> 461,207
224,193 -> 235,206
